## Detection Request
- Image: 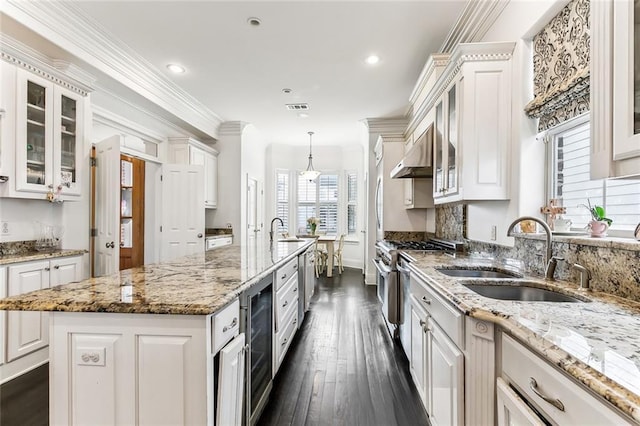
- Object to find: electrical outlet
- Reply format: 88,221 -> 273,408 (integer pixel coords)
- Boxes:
491,225 -> 497,241
1,221 -> 9,236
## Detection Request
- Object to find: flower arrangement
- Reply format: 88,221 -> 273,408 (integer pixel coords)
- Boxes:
306,217 -> 321,234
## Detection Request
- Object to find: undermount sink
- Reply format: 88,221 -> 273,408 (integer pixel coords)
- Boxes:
436,267 -> 521,279
463,281 -> 587,303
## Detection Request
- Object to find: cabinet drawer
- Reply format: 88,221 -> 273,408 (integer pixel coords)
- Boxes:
275,258 -> 298,291
275,275 -> 298,330
501,334 -> 630,425
212,299 -> 240,354
410,273 -> 463,348
275,308 -> 298,372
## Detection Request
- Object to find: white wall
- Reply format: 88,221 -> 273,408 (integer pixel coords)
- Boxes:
466,0 -> 566,246
265,141 -> 366,270
241,124 -> 267,246
0,198 -> 63,242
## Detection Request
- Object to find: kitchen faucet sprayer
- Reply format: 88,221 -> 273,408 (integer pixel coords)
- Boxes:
506,216 -> 560,280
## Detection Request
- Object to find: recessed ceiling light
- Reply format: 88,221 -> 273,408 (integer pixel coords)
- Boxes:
166,63 -> 186,74
282,88 -> 292,94
298,113 -> 309,118
247,17 -> 262,26
365,55 -> 380,65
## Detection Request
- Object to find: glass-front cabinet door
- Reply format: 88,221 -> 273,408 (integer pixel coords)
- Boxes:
16,71 -> 53,193
613,0 -> 640,160
54,87 -> 83,196
15,69 -> 83,197
446,83 -> 459,195
434,100 -> 444,197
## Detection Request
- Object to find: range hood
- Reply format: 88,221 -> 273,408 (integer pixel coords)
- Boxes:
390,126 -> 433,179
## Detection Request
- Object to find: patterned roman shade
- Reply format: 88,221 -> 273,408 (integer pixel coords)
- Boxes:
524,0 -> 590,132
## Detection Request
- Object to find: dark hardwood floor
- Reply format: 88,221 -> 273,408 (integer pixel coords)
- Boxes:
259,268 -> 429,426
1,362 -> 49,426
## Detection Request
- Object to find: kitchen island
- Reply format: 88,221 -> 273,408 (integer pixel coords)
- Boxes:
0,239 -> 314,425
403,251 -> 640,425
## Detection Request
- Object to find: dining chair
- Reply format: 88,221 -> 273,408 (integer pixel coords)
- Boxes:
313,238 -> 328,278
333,234 -> 346,274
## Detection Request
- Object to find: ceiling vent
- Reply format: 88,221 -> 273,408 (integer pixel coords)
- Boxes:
285,103 -> 309,111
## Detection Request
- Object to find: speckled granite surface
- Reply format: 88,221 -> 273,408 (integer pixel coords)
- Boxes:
0,239 -> 314,315
383,231 -> 428,241
402,250 -> 640,422
0,249 -> 86,265
205,228 -> 233,236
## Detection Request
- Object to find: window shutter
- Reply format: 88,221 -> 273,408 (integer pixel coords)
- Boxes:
276,171 -> 289,233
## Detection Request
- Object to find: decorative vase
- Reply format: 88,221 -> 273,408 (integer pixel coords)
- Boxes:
589,220 -> 609,237
310,224 -> 316,235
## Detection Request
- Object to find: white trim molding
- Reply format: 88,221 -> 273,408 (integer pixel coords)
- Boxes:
2,0 -> 223,139
440,0 -> 509,53
1,34 -> 95,96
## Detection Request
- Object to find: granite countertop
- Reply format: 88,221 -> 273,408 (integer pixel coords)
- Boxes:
0,239 -> 314,316
0,249 -> 87,265
402,250 -> 640,423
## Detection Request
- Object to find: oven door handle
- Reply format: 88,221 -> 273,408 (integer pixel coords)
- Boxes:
372,258 -> 391,277
397,264 -> 411,275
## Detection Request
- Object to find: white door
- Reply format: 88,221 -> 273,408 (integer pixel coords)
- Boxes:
246,176 -> 258,246
160,164 -> 204,261
95,136 -> 121,277
0,267 -> 6,366
410,299 -> 428,409
496,378 -> 546,426
50,256 -> 82,286
217,333 -> 246,426
429,320 -> 464,426
7,261 -> 50,361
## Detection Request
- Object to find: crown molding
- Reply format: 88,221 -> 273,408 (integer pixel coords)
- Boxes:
218,121 -> 251,136
2,0 -> 223,139
440,0 -> 509,53
408,53 -> 451,105
1,34 -> 95,95
363,117 -> 408,137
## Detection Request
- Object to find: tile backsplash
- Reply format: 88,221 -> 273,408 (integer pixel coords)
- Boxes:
436,205 -> 640,302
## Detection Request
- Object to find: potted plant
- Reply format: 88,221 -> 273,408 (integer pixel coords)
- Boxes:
306,217 -> 321,235
582,200 -> 612,237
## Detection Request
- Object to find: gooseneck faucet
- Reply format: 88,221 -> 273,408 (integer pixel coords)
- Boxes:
269,217 -> 284,247
506,216 -> 560,280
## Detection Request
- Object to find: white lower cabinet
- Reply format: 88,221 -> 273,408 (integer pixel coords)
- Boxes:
5,256 -> 82,363
496,377 -> 546,426
217,333 -> 246,426
273,263 -> 299,374
500,333 -> 631,425
409,273 -> 464,426
429,319 -> 463,426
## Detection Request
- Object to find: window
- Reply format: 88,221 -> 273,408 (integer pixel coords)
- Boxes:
549,118 -> 640,234
275,170 -> 289,233
297,173 -> 339,234
347,172 -> 357,235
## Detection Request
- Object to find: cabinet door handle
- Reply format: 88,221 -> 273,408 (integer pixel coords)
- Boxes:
282,338 -> 288,346
281,273 -> 287,280
529,377 -> 565,412
293,287 -> 298,293
54,265 -> 60,270
44,267 -> 50,271
197,233 -> 203,238
222,317 -> 238,333
421,296 -> 432,305
282,300 -> 288,308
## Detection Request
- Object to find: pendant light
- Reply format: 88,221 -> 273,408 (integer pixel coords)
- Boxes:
300,131 -> 321,181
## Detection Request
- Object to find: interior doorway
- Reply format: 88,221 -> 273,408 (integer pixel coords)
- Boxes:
119,154 -> 145,270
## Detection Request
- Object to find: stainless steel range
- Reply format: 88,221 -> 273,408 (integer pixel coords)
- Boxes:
373,238 -> 462,344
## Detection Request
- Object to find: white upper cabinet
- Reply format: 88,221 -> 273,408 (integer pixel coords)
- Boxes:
591,0 -> 640,178
431,42 -> 515,204
168,137 -> 218,208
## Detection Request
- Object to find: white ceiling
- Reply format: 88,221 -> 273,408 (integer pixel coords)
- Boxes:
31,1 -> 469,145
72,1 -> 467,145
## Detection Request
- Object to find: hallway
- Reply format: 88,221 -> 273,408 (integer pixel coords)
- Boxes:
259,268 -> 429,426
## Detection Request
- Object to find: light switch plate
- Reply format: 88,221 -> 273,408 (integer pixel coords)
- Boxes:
1,222 -> 9,236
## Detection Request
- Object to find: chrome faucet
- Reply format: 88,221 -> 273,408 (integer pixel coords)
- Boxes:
573,263 -> 592,291
269,217 -> 284,246
506,216 -> 559,280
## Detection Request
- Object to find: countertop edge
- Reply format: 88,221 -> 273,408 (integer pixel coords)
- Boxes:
0,249 -> 87,266
407,261 -> 640,424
